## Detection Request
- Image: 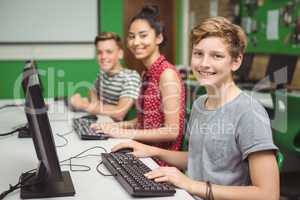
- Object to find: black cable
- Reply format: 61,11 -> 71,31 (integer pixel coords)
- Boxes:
0,104 -> 24,110
0,129 -> 19,137
55,129 -> 73,148
96,160 -> 116,176
59,146 -> 107,163
0,146 -> 108,199
0,126 -> 27,137
0,104 -> 25,137
0,168 -> 36,200
59,146 -> 108,172
55,134 -> 68,148
60,163 -> 91,172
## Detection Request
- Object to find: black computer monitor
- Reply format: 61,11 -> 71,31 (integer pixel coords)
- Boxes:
22,60 -> 43,95
19,60 -> 43,138
20,70 -> 75,198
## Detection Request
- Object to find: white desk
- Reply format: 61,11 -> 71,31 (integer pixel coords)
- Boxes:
0,99 -> 194,200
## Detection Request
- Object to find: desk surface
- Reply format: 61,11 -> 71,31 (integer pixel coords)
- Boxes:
0,99 -> 194,200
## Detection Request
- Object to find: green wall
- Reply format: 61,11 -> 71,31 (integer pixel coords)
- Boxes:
0,0 -> 183,99
175,0 -> 183,65
241,0 -> 300,55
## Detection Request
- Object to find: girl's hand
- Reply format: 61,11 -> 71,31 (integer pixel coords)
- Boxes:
112,140 -> 158,158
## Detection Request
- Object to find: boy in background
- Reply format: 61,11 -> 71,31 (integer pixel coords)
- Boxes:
70,32 -> 141,121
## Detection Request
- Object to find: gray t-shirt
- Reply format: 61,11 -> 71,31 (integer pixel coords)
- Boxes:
187,92 -> 277,199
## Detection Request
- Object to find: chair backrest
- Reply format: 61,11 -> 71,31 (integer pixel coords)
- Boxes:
272,90 -> 300,156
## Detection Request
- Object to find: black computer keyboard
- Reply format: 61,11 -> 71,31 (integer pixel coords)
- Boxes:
72,117 -> 108,140
101,152 -> 176,197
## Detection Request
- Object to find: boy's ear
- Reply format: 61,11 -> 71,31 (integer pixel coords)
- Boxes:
156,33 -> 163,46
119,49 -> 124,59
231,54 -> 243,72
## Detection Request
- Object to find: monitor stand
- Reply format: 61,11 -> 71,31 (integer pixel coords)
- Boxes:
20,171 -> 75,199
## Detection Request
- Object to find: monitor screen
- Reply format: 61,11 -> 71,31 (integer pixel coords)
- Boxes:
22,60 -> 44,95
20,71 -> 75,198
22,60 -> 37,93
19,60 -> 44,138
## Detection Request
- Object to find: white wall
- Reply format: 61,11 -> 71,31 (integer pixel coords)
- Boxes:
0,0 -> 98,59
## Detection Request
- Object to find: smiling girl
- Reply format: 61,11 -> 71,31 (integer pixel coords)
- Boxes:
91,6 -> 185,166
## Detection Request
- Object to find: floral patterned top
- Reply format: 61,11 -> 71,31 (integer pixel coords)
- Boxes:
136,55 -> 186,166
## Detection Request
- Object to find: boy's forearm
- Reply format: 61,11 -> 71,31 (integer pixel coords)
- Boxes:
85,102 -> 126,121
152,148 -> 188,170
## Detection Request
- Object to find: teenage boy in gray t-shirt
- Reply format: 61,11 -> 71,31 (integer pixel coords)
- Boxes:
111,17 -> 279,200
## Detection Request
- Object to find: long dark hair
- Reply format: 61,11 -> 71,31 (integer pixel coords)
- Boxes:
129,5 -> 166,48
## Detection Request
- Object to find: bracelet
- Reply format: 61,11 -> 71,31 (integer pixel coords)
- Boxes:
205,181 -> 209,200
207,181 -> 215,200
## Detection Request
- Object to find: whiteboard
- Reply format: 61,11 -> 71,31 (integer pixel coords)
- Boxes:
0,0 -> 98,43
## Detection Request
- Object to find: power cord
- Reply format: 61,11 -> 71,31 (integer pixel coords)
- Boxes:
55,129 -> 73,148
96,160 -> 116,176
0,168 -> 36,200
0,104 -> 24,110
0,126 -> 27,137
0,146 -> 109,199
59,146 -> 108,172
0,104 -> 26,137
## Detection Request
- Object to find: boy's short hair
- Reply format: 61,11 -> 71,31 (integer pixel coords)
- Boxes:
191,17 -> 247,59
94,32 -> 123,49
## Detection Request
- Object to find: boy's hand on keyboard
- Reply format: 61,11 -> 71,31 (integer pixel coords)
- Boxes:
112,140 -> 157,158
90,122 -> 101,130
90,122 -> 124,138
144,167 -> 197,193
70,94 -> 88,110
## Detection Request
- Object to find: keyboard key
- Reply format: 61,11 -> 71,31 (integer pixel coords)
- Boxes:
101,153 -> 176,197
72,117 -> 108,140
